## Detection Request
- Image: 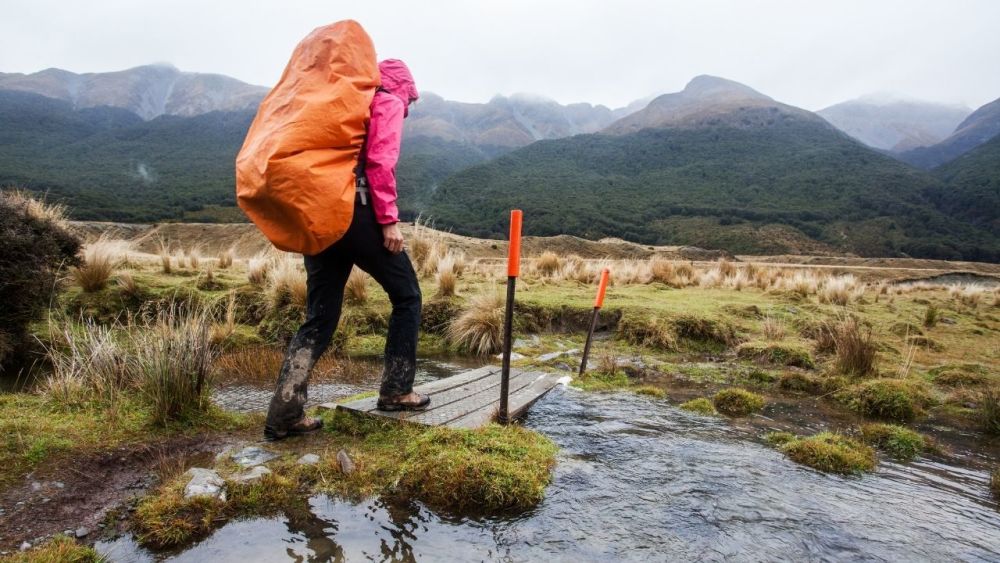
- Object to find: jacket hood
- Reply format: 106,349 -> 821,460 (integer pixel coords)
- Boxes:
378,59 -> 419,116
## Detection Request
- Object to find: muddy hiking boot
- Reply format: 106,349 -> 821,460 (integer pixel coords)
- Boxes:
263,416 -> 324,442
377,392 -> 431,412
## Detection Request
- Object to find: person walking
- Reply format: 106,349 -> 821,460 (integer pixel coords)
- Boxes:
264,59 -> 429,441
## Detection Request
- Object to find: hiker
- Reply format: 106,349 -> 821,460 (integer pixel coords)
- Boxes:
263,59 -> 429,441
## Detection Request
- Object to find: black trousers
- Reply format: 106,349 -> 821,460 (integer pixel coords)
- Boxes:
265,196 -> 422,430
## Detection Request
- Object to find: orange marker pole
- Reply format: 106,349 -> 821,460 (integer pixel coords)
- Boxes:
579,269 -> 610,376
499,210 -> 523,424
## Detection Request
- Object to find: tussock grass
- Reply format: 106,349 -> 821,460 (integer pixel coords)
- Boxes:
345,267 -> 368,305
761,315 -> 785,341
40,320 -> 130,407
217,247 -> 234,269
780,432 -> 876,474
737,342 -> 815,368
246,254 -> 271,286
712,388 -> 765,416
266,257 -> 307,309
617,316 -> 676,350
830,317 -> 878,377
859,423 -> 926,461
679,397 -> 717,415
132,304 -> 217,426
840,379 -> 932,422
73,237 -> 129,292
535,251 -> 562,277
0,534 -> 104,562
923,304 -> 939,328
446,292 -> 505,356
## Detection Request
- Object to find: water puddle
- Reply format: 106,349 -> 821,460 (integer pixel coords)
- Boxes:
101,376 -> 1000,561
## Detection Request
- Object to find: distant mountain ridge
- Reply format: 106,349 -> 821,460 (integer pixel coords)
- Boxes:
899,97 -> 1000,169
0,65 -> 268,120
818,97 -> 970,153
428,76 -> 999,261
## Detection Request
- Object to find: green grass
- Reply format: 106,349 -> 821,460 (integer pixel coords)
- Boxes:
839,379 -> 933,422
763,431 -> 797,446
0,535 -> 104,562
134,409 -> 558,548
859,423 -> 926,461
679,397 -> 718,415
712,388 -> 766,416
736,342 -> 815,368
0,393 -> 249,492
779,432 -> 877,474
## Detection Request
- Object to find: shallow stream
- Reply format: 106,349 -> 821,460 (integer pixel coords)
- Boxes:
99,363 -> 1000,562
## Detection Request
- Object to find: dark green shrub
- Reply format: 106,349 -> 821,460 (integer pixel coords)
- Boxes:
0,191 -> 81,371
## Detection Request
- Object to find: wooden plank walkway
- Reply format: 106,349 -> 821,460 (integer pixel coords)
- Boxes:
329,366 -> 566,428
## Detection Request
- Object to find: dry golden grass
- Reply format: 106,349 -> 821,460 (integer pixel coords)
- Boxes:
266,257 -> 307,309
437,268 -> 457,298
73,237 -> 129,292
345,267 -> 368,305
761,315 -> 786,341
535,251 -> 562,277
247,254 -> 271,286
831,317 -> 878,377
217,247 -> 234,269
117,270 -> 141,299
3,189 -> 69,227
446,292 -> 505,356
185,246 -> 202,270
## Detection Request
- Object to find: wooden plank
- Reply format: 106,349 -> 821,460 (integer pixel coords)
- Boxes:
446,372 -> 563,428
339,366 -> 501,414
334,366 -> 565,429
401,370 -> 541,426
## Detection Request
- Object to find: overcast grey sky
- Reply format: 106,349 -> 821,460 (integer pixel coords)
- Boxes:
3,0 -> 998,111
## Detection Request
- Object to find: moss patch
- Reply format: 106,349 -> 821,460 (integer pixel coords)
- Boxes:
839,379 -> 932,422
778,372 -> 823,394
679,397 -> 717,415
763,431 -> 797,446
859,423 -> 926,461
617,316 -> 676,351
0,535 -> 103,562
737,342 -> 815,368
712,388 -> 765,416
634,385 -> 666,398
136,411 -> 557,547
929,364 -> 993,387
780,432 -> 877,474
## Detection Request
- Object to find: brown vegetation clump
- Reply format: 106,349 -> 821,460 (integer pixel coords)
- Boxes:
535,251 -> 562,277
266,257 -> 307,309
446,292 -> 505,356
73,237 -> 128,292
617,316 -> 676,351
761,315 -> 786,341
830,317 -> 878,377
982,387 -> 1000,435
247,254 -> 271,286
217,247 -> 234,269
345,267 -> 369,305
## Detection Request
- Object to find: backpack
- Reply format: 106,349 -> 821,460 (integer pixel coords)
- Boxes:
235,20 -> 379,255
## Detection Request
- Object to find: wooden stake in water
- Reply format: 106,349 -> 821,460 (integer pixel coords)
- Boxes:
499,210 -> 523,424
579,269 -> 610,376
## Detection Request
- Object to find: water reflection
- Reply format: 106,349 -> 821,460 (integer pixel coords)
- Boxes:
98,387 -> 1000,562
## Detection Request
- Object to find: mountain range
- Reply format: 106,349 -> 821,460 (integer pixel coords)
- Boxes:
817,96 -> 970,153
0,65 -> 998,261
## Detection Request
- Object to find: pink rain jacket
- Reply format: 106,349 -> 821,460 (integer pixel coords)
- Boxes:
363,59 -> 419,225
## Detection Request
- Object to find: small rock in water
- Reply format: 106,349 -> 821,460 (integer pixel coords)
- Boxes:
231,446 -> 278,468
336,450 -> 356,475
297,453 -> 321,465
183,468 -> 226,501
233,466 -> 271,484
75,527 -> 89,538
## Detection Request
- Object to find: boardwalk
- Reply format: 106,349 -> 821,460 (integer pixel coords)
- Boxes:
331,366 -> 565,428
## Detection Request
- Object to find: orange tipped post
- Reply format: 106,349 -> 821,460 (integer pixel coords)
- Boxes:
579,268 -> 611,376
499,210 -> 523,423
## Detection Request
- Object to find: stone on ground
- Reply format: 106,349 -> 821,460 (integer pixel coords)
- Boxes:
183,468 -> 226,501
230,446 -> 278,468
297,453 -> 320,465
233,465 -> 271,484
336,449 -> 356,475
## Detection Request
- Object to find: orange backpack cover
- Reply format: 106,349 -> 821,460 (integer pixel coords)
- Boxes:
235,20 -> 380,255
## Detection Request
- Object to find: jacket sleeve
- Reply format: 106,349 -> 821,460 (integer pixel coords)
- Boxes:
364,94 -> 405,225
